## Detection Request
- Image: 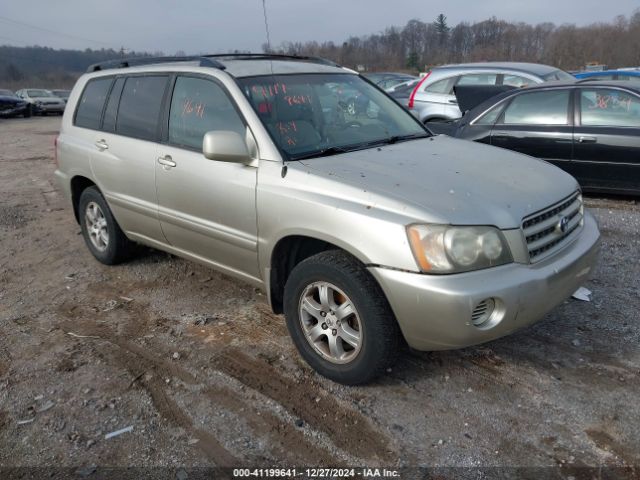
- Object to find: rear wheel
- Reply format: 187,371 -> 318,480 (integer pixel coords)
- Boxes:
284,250 -> 400,385
79,187 -> 135,265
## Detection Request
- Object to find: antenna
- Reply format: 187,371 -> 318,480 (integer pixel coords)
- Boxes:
262,0 -> 272,53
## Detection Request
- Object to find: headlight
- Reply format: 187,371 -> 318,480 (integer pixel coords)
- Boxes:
407,224 -> 513,273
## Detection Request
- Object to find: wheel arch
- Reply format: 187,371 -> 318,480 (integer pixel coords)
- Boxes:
70,175 -> 98,223
267,233 -> 374,314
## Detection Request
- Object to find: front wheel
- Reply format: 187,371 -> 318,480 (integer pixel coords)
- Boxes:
283,250 -> 401,385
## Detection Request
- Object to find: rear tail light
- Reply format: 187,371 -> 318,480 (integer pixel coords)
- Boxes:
54,136 -> 59,167
407,71 -> 431,109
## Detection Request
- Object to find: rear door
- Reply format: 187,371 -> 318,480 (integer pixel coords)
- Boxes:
155,74 -> 260,282
88,74 -> 169,242
572,87 -> 640,192
490,88 -> 574,165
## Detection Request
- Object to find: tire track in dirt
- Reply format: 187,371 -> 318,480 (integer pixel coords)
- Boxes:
203,386 -> 340,466
57,316 -> 238,466
214,349 -> 395,463
55,298 -> 348,465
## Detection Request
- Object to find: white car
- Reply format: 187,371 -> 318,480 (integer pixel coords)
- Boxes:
15,88 -> 65,115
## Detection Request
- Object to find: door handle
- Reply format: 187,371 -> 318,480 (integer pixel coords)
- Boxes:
95,139 -> 108,151
157,155 -> 176,168
578,136 -> 597,144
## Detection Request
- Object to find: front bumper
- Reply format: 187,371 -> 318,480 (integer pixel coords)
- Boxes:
0,104 -> 28,117
35,103 -> 65,113
370,211 -> 600,350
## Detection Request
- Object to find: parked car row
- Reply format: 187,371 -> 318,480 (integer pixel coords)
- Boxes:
362,62 -> 639,196
0,88 -> 70,118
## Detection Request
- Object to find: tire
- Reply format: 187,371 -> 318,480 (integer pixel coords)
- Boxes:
79,186 -> 134,265
283,250 -> 401,385
23,105 -> 32,118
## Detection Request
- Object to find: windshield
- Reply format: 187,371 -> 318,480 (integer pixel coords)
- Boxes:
238,73 -> 428,160
543,70 -> 575,82
27,89 -> 53,97
0,89 -> 15,96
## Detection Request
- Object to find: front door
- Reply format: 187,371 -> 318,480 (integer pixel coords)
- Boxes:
490,88 -> 574,165
155,75 -> 260,283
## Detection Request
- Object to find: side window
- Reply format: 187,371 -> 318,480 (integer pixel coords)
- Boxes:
580,89 -> 640,127
501,90 -> 570,125
457,74 -> 498,86
474,104 -> 505,125
74,78 -> 113,130
116,76 -> 168,141
502,75 -> 532,87
168,76 -> 245,150
102,77 -> 125,132
424,77 -> 455,94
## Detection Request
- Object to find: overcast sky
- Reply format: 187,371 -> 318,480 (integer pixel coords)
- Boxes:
0,0 -> 638,53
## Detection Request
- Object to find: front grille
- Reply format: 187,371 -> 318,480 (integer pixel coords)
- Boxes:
522,191 -> 583,262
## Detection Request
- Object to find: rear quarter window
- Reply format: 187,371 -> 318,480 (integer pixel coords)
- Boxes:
116,76 -> 168,141
74,78 -> 114,130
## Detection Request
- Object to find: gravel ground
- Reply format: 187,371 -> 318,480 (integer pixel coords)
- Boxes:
0,117 -> 638,475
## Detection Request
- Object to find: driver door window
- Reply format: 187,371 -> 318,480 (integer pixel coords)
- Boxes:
500,90 -> 570,125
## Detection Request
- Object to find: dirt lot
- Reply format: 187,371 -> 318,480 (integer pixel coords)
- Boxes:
0,117 -> 638,474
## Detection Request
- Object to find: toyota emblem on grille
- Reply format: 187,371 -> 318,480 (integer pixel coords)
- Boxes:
557,216 -> 570,233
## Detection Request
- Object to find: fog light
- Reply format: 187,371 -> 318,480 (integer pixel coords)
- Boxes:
471,298 -> 495,327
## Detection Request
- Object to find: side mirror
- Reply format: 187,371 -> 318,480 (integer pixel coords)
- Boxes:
202,130 -> 251,163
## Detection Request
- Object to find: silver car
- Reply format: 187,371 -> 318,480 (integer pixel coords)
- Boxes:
15,88 -> 66,115
54,55 -> 600,385
408,62 -> 574,123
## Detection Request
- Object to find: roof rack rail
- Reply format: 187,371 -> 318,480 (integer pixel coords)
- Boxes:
86,56 -> 226,73
202,53 -> 342,68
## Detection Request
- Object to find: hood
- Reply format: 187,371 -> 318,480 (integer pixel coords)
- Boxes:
32,96 -> 63,102
0,97 -> 23,105
294,136 -> 579,229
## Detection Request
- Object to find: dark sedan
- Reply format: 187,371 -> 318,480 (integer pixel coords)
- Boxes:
428,81 -> 640,195
0,89 -> 31,118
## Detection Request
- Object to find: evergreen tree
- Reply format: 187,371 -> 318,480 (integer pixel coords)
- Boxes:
433,14 -> 450,45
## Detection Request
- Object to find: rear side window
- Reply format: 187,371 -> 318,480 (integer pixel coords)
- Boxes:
580,89 -> 640,127
116,76 -> 168,141
457,74 -> 498,86
102,77 -> 125,132
75,78 -> 113,130
502,75 -> 532,87
424,77 -> 455,94
168,76 -> 245,150
501,90 -> 570,125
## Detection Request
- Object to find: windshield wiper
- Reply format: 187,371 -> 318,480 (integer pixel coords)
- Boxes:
290,146 -> 351,161
374,133 -> 431,146
290,133 -> 430,161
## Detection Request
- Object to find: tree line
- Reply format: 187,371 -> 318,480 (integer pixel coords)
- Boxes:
266,9 -> 640,72
1,9 -> 639,87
